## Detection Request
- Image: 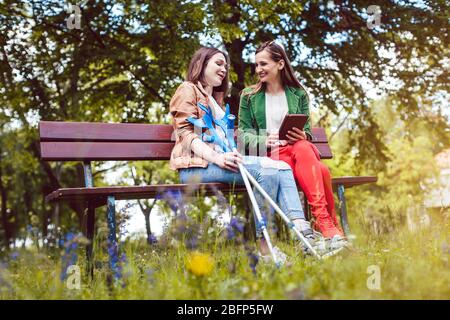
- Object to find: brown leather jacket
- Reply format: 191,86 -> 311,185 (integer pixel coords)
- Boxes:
169,81 -> 225,170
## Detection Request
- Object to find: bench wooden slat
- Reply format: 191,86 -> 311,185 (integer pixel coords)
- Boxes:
332,176 -> 378,190
315,143 -> 332,159
40,141 -> 333,160
39,121 -> 328,143
46,176 -> 377,203
310,127 -> 328,143
40,142 -> 175,161
45,183 -> 248,202
39,121 -> 174,142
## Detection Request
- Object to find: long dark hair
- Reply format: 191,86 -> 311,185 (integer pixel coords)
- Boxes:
244,41 -> 309,100
186,47 -> 230,100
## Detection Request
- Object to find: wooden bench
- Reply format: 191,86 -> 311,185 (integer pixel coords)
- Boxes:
39,121 -> 376,273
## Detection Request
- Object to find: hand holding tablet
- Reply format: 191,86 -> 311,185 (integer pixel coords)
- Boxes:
278,114 -> 309,140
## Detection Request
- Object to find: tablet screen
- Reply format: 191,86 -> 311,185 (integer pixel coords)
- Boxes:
279,114 -> 309,140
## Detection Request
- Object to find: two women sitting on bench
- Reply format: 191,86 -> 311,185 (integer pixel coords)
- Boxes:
169,45 -> 346,259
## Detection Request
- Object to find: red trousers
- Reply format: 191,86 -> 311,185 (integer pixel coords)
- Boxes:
269,140 -> 342,231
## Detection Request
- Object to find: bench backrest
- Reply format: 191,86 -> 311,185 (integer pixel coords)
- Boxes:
39,121 -> 333,161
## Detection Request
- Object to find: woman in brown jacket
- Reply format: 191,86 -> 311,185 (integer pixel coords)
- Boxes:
169,47 -> 320,260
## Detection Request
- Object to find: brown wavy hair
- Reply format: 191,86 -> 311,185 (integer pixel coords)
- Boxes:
244,41 -> 309,100
186,47 -> 230,101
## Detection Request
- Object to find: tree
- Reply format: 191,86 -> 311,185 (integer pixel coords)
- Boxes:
0,0 -> 206,246
326,96 -> 449,233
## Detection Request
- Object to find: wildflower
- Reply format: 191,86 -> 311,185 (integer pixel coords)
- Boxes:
119,252 -> 127,264
230,217 -> 245,233
157,189 -> 184,213
170,213 -> 200,250
175,213 -> 189,234
244,243 -> 259,275
186,251 -> 214,277
185,236 -> 198,250
10,251 -> 19,261
107,240 -> 123,281
148,233 -> 158,245
225,217 -> 245,242
60,232 -> 80,281
226,227 -> 236,240
247,252 -> 259,275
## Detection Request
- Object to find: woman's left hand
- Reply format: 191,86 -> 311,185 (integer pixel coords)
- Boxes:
286,127 -> 307,144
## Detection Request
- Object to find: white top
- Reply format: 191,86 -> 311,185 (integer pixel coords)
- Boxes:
263,92 -> 291,170
265,92 -> 289,134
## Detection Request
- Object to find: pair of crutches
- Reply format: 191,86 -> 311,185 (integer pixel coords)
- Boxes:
187,103 -> 342,264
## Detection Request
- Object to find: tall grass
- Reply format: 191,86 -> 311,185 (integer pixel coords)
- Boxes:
0,211 -> 448,300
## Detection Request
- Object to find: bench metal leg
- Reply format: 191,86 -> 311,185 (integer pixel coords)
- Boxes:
82,161 -> 96,278
106,195 -> 120,280
337,184 -> 350,235
85,202 -> 95,278
301,191 -> 311,221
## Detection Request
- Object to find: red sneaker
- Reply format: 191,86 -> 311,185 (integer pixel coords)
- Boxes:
329,209 -> 344,234
314,214 -> 344,239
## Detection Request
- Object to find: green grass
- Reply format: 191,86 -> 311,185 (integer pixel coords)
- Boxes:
1,217 -> 449,300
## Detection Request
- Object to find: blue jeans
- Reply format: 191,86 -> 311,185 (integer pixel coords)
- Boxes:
179,156 -> 305,238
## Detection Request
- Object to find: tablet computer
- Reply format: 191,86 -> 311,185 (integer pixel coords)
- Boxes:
279,114 -> 309,140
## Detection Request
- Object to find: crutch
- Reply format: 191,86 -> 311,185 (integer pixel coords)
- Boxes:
188,104 -> 281,266
189,103 -> 341,262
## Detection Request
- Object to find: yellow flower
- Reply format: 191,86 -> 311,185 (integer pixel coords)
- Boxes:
186,251 -> 214,277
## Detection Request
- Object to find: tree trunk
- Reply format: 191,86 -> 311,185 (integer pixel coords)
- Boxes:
224,39 -> 247,116
0,149 -> 11,249
41,193 -> 48,246
144,212 -> 152,244
216,0 -> 248,116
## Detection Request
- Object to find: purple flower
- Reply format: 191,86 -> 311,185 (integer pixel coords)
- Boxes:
60,232 -> 80,281
148,233 -> 158,245
107,240 -> 123,281
225,217 -> 245,242
119,252 -> 127,264
230,217 -> 245,233
226,227 -> 236,240
157,189 -> 185,213
247,252 -> 259,275
10,251 -> 19,261
66,232 -> 75,242
185,236 -> 198,250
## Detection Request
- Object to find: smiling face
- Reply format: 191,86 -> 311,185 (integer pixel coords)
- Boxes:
255,49 -> 285,84
203,52 -> 228,88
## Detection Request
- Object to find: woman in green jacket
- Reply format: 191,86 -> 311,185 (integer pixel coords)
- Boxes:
239,41 -> 345,241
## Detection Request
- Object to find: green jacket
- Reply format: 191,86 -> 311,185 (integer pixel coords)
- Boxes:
238,86 -> 312,151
